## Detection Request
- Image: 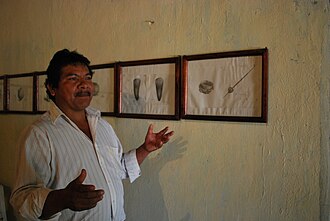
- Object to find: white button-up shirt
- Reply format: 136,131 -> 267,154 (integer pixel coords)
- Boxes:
10,103 -> 141,221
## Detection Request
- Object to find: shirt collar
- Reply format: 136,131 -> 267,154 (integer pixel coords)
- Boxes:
49,101 -> 101,124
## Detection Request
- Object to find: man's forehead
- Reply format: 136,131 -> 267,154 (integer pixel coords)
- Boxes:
61,64 -> 90,75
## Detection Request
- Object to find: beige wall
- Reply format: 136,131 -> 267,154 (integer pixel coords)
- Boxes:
0,1 -> 329,221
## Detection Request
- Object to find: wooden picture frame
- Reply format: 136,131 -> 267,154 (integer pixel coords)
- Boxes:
181,48 -> 268,122
90,63 -> 116,116
117,57 -> 180,120
0,76 -> 4,112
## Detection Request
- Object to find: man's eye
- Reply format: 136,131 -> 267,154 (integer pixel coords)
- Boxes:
68,76 -> 78,81
85,75 -> 93,80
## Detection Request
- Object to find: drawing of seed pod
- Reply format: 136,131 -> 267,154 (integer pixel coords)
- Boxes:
199,80 -> 214,94
133,78 -> 141,100
155,77 -> 164,101
17,87 -> 25,101
227,86 -> 234,94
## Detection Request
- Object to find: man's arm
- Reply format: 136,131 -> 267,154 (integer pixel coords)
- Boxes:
40,169 -> 104,219
136,124 -> 174,165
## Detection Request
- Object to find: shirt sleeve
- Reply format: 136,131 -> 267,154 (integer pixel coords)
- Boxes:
10,126 -> 57,220
123,149 -> 141,183
104,120 -> 141,183
11,187 -> 61,221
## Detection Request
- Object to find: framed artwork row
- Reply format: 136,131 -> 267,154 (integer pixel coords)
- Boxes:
0,48 -> 268,122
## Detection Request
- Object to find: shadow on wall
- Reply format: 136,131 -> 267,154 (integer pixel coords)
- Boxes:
124,136 -> 188,221
2,138 -> 189,221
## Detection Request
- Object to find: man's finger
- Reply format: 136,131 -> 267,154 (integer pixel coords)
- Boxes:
158,127 -> 169,135
147,124 -> 154,135
77,184 -> 97,192
80,189 -> 105,199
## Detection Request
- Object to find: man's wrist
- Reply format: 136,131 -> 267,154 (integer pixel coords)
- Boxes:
40,189 -> 67,219
141,144 -> 152,153
136,143 -> 151,165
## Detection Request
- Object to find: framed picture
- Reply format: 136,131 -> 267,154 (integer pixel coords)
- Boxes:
36,72 -> 51,113
7,73 -> 35,113
90,63 -> 116,116
181,48 -> 268,122
117,57 -> 180,120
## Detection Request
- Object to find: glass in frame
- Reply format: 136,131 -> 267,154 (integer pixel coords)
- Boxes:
7,74 -> 34,113
36,72 -> 51,112
117,57 -> 180,120
90,64 -> 116,116
181,48 -> 268,122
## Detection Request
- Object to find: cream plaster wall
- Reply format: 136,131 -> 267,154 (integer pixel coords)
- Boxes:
0,0 -> 329,221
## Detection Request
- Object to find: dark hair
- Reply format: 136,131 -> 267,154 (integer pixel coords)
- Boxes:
45,49 -> 93,101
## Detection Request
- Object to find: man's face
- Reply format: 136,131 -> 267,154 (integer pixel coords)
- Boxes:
52,64 -> 94,113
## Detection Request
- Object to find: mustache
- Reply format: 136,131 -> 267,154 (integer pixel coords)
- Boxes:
75,91 -> 92,97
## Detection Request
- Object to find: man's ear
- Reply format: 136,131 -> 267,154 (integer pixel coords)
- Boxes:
46,84 -> 56,96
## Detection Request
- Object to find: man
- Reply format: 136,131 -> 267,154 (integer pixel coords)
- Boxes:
10,49 -> 174,221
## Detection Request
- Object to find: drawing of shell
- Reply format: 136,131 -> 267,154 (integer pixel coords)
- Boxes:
155,77 -> 164,101
133,78 -> 141,100
199,80 -> 214,94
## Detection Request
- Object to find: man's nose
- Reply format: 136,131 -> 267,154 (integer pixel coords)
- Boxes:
78,78 -> 90,88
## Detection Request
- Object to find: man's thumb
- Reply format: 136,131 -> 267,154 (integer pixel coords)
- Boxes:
75,169 -> 87,184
